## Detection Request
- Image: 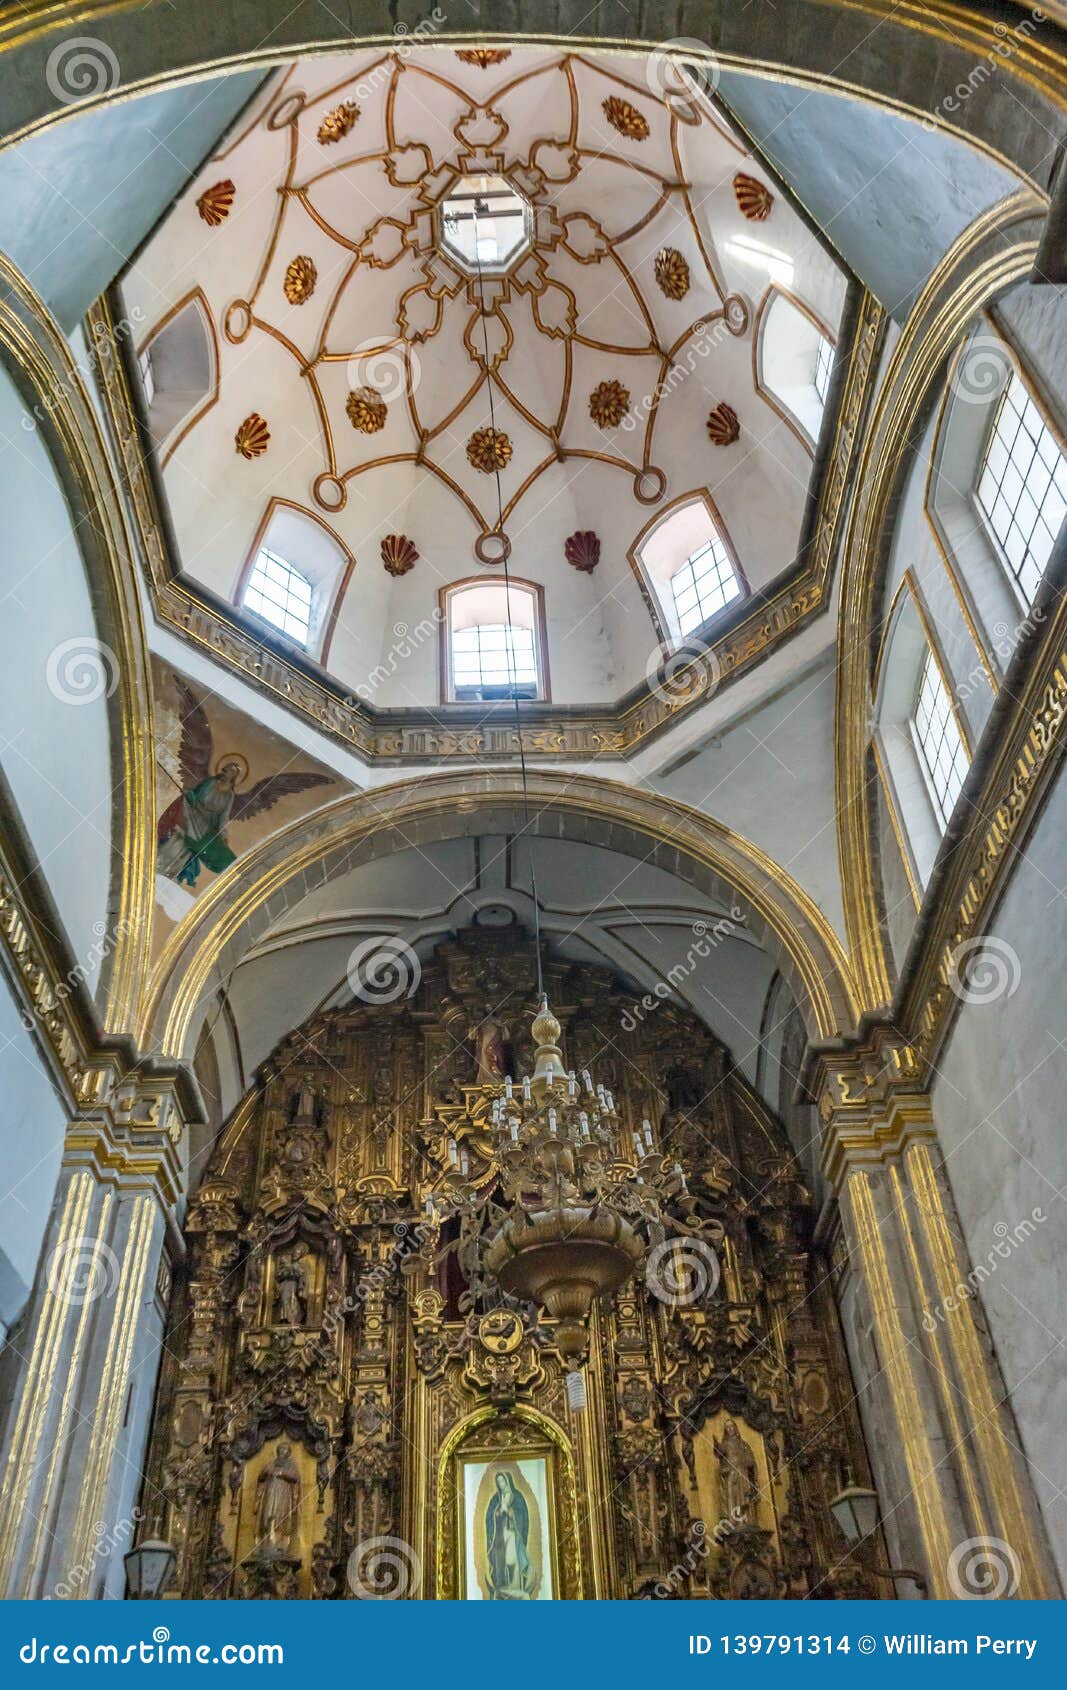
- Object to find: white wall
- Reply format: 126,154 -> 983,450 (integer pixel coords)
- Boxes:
931,762 -> 1067,1584
0,974 -> 67,1338
0,364 -> 115,997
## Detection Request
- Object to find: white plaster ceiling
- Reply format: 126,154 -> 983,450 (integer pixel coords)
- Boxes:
123,45 -> 848,712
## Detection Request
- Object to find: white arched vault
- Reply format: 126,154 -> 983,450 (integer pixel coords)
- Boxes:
140,770 -> 860,1062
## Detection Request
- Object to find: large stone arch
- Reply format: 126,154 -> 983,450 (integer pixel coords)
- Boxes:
140,770 -> 860,1061
0,0 -> 1062,192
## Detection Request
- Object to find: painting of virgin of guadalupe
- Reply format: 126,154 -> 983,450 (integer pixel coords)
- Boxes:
462,1457 -> 554,1600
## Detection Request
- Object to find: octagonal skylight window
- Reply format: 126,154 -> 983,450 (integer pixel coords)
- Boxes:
438,174 -> 532,274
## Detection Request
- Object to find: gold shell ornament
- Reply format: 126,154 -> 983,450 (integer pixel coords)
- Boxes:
317,102 -> 360,144
733,173 -> 773,221
589,379 -> 630,429
564,531 -> 601,573
654,247 -> 690,301
346,387 -> 388,434
235,413 -> 270,458
196,179 -> 235,227
283,255 -> 317,305
466,428 -> 513,473
456,48 -> 512,68
381,535 -> 419,576
706,402 -> 740,445
602,96 -> 650,141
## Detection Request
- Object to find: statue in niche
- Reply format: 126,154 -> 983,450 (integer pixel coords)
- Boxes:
256,1443 -> 301,1554
273,1243 -> 309,1326
714,1420 -> 760,1524
469,1010 -> 509,1085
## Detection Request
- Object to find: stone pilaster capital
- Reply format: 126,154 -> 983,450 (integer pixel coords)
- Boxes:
801,1020 -> 934,1188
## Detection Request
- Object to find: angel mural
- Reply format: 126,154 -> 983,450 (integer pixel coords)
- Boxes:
157,678 -> 333,887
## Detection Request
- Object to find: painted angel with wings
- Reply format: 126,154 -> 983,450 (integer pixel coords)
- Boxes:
157,677 -> 333,887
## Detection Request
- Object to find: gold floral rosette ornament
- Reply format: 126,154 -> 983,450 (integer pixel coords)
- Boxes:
602,95 -> 650,141
467,427 -> 513,473
346,387 -> 388,434
589,379 -> 630,429
654,247 -> 690,301
283,255 -> 317,305
196,179 -> 234,227
317,101 -> 360,144
234,413 -> 270,458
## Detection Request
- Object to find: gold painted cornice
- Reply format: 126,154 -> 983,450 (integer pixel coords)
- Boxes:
0,256 -> 155,1036
804,1024 -> 934,1189
833,189 -> 1045,1012
88,286 -> 883,765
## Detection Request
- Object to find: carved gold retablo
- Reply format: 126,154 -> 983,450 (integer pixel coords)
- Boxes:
706,401 -> 740,446
196,179 -> 235,227
589,379 -> 630,429
602,95 -> 650,141
346,387 -> 388,434
733,172 -> 773,222
283,255 -> 317,305
456,48 -> 512,68
234,413 -> 270,458
654,247 -> 690,301
466,427 -> 513,473
317,102 -> 360,144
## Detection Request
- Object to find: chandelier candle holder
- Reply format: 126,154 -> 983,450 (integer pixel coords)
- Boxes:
481,997 -> 647,1362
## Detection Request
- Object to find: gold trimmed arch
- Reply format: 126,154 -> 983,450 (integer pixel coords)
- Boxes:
139,769 -> 860,1061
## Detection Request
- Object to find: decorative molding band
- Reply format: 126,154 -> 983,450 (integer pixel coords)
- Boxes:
834,191 -> 1046,1012
86,282 -> 884,765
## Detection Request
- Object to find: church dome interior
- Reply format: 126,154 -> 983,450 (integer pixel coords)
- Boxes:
0,0 -> 1064,1615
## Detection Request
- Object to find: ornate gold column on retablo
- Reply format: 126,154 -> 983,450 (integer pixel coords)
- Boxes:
808,1026 -> 1060,1600
0,1061 -> 192,1599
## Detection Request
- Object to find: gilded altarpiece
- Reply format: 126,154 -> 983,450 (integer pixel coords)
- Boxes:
144,927 -> 876,1599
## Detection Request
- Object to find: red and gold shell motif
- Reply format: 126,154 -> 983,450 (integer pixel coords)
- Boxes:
346,387 -> 388,434
466,427 -> 513,473
706,402 -> 740,446
283,255 -> 317,305
602,95 -> 650,141
196,179 -> 235,227
317,102 -> 360,144
733,172 -> 773,221
654,247 -> 690,301
456,48 -> 512,68
381,535 -> 419,577
564,531 -> 601,573
589,379 -> 630,429
234,413 -> 270,458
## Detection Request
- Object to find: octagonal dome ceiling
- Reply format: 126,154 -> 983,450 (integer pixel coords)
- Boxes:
121,45 -> 853,719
